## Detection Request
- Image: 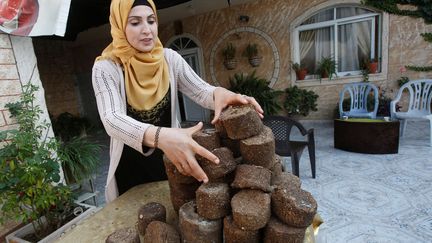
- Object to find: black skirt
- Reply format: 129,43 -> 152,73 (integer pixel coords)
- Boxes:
115,89 -> 171,195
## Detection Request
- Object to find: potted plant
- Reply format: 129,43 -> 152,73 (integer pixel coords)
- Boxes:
229,71 -> 283,115
52,112 -> 102,185
362,58 -> 378,74
284,85 -> 319,117
222,42 -> 237,70
0,84 -> 96,242
317,56 -> 337,80
243,43 -> 262,67
292,62 -> 308,80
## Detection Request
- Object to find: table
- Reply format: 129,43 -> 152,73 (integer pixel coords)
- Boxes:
334,118 -> 400,154
55,180 -> 319,243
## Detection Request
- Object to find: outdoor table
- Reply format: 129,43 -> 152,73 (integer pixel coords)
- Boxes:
55,180 -> 320,242
334,118 -> 400,154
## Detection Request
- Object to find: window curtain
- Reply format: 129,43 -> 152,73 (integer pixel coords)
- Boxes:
314,11 -> 333,73
338,7 -> 371,72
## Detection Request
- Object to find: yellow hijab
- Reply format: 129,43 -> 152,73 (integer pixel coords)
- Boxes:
96,0 -> 169,111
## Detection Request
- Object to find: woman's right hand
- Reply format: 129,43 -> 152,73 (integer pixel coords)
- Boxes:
145,122 -> 219,183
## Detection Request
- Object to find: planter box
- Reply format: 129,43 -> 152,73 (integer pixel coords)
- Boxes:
5,203 -> 97,243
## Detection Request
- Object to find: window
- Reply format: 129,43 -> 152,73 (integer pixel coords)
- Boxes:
294,6 -> 381,79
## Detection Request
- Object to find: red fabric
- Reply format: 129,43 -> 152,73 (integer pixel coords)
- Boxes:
0,0 -> 39,36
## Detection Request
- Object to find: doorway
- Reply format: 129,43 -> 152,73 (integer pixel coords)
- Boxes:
168,35 -> 210,122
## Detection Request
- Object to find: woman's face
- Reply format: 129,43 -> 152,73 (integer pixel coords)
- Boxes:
125,5 -> 158,53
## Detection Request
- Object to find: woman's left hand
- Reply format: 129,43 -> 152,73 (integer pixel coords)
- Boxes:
211,87 -> 264,124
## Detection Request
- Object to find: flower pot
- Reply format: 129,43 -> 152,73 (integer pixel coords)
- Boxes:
223,59 -> 237,70
6,203 -> 97,243
248,56 -> 262,67
321,71 -> 328,79
295,69 -> 307,80
369,62 -> 378,73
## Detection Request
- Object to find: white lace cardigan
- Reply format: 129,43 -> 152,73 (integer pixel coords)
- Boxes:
92,48 -> 216,203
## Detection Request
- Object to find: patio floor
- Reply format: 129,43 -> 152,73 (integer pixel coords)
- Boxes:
93,120 -> 432,242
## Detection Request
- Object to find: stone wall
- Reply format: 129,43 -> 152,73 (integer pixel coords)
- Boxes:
0,34 -> 21,147
158,0 -> 432,119
0,35 -> 55,149
24,0 -> 432,121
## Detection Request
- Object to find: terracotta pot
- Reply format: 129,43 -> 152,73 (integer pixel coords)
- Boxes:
295,69 -> 307,80
248,56 -> 262,67
321,71 -> 328,79
223,59 -> 237,70
369,62 -> 378,73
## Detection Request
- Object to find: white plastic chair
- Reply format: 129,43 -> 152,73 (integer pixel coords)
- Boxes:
390,79 -> 432,146
339,82 -> 379,119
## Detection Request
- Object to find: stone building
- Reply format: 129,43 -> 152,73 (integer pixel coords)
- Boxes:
1,0 -> 431,135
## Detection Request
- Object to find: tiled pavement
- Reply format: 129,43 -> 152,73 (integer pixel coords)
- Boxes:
94,120 -> 432,242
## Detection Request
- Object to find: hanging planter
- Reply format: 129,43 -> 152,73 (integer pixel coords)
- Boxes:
222,42 -> 237,70
243,43 -> 262,67
248,56 -> 262,67
223,59 -> 238,70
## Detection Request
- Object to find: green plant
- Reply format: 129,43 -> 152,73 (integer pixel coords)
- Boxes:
397,76 -> 410,87
291,62 -> 305,72
362,0 -> 432,72
284,86 -> 319,116
58,136 -> 101,183
243,43 -> 259,58
317,56 -> 337,80
0,84 -> 74,240
229,71 -> 283,115
51,112 -> 102,184
51,112 -> 92,142
222,42 -> 236,60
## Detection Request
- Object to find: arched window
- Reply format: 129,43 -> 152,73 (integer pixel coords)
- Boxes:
294,5 -> 381,79
168,37 -> 198,51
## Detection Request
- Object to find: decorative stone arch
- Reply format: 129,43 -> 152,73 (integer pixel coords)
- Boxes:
289,0 -> 389,87
209,27 -> 280,87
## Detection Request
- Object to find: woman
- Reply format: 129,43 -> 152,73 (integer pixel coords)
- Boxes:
92,0 -> 263,203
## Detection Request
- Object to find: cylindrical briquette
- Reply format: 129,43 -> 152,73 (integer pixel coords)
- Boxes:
137,202 -> 166,235
240,126 -> 275,168
196,182 -> 231,220
231,189 -> 271,231
179,201 -> 223,243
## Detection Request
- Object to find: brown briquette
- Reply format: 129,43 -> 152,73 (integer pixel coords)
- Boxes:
219,104 -> 263,140
263,217 -> 306,243
209,170 -> 236,184
223,215 -> 261,243
163,154 -> 197,184
137,202 -> 166,235
179,201 -> 223,243
220,137 -> 241,158
231,164 -> 272,192
271,172 -> 302,190
198,147 -> 236,180
143,221 -> 180,243
192,128 -> 221,151
231,189 -> 271,231
168,180 -> 201,213
105,227 -> 140,243
214,120 -> 227,138
271,187 -> 317,227
239,126 -> 275,168
196,183 -> 231,220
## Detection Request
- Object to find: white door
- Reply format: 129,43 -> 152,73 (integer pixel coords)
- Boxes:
181,52 -> 211,122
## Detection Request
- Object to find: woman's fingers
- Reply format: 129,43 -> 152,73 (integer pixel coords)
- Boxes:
185,154 -> 209,183
193,143 -> 219,164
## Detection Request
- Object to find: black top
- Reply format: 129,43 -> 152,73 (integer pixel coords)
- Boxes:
115,88 -> 171,195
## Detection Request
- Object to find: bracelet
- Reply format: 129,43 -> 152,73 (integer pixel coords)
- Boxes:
154,127 -> 162,148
